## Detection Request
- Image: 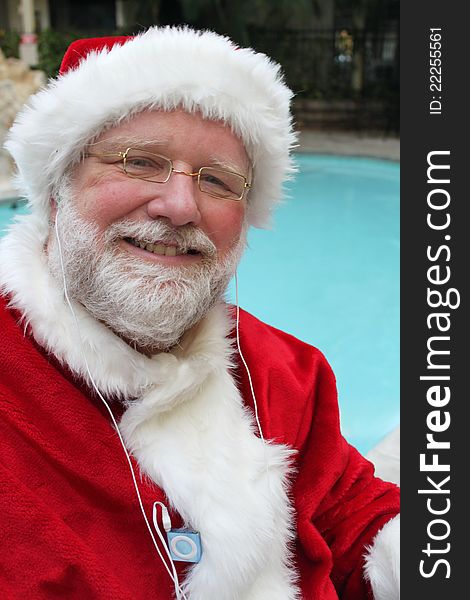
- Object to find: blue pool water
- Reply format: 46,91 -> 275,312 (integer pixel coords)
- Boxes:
0,154 -> 399,454
0,200 -> 29,229
227,154 -> 399,454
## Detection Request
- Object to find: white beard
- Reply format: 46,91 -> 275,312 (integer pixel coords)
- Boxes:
47,186 -> 247,353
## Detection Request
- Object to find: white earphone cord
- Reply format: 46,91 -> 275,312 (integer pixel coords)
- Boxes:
55,214 -> 268,598
54,215 -> 188,600
235,271 -> 265,443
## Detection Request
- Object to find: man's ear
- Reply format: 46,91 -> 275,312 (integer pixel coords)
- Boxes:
49,197 -> 58,224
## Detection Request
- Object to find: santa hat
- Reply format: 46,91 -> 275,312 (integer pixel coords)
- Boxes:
5,26 -> 297,228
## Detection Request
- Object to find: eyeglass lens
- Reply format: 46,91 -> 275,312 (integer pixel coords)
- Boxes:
123,148 -> 246,200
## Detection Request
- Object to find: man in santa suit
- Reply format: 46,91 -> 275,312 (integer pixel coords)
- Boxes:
0,27 -> 399,599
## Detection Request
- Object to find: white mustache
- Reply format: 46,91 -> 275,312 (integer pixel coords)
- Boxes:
104,219 -> 217,257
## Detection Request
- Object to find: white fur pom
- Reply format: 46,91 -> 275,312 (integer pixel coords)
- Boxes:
364,514 -> 400,600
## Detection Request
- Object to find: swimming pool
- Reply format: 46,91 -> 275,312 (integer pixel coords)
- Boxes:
228,154 -> 399,454
0,199 -> 29,228
0,154 -> 399,454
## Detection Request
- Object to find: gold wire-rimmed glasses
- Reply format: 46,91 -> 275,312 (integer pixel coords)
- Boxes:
85,147 -> 251,201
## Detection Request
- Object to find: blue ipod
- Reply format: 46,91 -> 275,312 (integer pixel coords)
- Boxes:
167,529 -> 202,563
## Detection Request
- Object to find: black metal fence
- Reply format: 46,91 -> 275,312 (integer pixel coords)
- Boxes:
0,24 -> 399,132
248,27 -> 399,132
249,27 -> 399,99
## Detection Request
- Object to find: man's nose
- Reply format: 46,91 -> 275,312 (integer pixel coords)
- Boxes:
145,171 -> 202,227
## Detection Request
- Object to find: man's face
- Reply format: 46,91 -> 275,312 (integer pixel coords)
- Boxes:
48,110 -> 250,353
71,109 -> 249,264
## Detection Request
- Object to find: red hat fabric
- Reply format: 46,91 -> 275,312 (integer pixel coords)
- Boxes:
59,36 -> 131,74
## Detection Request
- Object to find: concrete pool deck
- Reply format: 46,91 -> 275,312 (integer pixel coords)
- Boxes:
0,176 -> 16,202
297,130 -> 400,161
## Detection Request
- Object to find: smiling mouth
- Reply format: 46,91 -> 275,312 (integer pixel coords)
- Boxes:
124,237 -> 200,257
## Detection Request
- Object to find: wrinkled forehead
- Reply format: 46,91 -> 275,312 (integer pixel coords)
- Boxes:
88,109 -> 251,172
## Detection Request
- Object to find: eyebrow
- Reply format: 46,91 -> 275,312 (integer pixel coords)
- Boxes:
207,155 -> 249,176
87,137 -> 170,152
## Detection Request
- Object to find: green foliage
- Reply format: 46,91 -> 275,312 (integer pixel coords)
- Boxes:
133,0 -> 162,28
0,30 -> 20,58
178,0 -> 320,40
6,0 -> 395,116
37,29 -> 82,79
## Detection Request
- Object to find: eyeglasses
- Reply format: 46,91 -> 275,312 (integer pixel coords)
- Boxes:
85,147 -> 251,201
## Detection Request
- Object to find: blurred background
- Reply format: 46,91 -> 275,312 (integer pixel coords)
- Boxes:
0,0 -> 399,480
0,0 -> 399,130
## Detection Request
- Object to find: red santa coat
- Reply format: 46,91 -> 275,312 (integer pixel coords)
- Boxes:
1,26 -> 399,596
0,292 -> 399,599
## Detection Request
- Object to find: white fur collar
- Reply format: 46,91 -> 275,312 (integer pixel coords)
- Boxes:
0,214 -> 300,599
364,515 -> 400,600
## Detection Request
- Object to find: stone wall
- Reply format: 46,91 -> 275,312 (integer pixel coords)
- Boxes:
0,50 -> 45,194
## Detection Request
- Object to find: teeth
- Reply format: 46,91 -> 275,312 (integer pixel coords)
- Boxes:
129,238 -> 187,256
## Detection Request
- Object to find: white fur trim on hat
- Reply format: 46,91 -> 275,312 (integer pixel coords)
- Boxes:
5,26 -> 297,229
